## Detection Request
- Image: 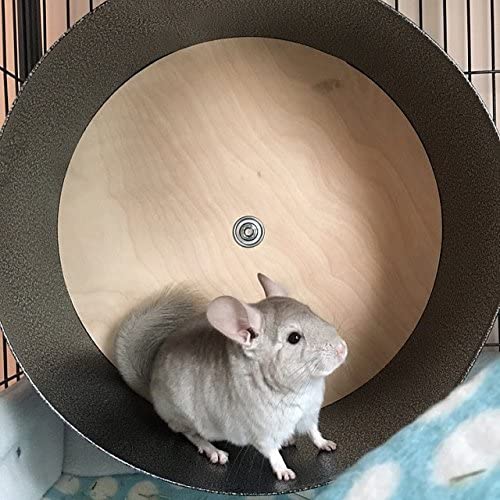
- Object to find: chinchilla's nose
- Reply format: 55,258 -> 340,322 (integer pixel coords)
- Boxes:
335,340 -> 348,358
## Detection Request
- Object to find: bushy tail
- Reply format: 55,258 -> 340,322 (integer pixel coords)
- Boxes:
114,286 -> 204,400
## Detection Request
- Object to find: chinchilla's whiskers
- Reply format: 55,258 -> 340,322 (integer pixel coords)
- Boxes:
282,360 -> 319,413
280,366 -> 320,433
232,444 -> 253,482
285,361 -> 315,389
267,357 -> 310,394
257,453 -> 266,488
273,364 -> 312,415
225,444 -> 248,484
261,362 -> 289,393
278,358 -> 320,403
329,311 -> 350,334
247,439 -> 260,478
285,361 -> 315,394
273,364 -> 309,408
276,360 -> 321,421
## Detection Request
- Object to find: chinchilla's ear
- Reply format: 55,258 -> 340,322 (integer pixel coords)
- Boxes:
257,273 -> 288,298
206,296 -> 262,346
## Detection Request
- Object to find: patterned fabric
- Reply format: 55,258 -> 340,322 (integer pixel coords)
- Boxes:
44,474 -> 305,499
313,357 -> 500,500
44,357 -> 500,500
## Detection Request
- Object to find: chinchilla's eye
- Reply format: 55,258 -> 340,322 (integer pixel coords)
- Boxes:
287,332 -> 301,345
247,327 -> 257,340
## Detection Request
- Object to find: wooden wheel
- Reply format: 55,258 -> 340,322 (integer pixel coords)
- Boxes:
59,38 -> 441,405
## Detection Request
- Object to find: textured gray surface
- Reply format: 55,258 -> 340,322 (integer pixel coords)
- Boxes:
0,0 -> 498,495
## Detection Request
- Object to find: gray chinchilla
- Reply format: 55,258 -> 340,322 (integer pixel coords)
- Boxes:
114,273 -> 348,481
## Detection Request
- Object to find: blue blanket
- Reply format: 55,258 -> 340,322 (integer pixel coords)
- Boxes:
45,355 -> 500,500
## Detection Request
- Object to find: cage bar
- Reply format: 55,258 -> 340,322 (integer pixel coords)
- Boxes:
17,0 -> 41,80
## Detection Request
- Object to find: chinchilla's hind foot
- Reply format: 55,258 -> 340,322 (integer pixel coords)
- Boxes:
184,432 -> 229,465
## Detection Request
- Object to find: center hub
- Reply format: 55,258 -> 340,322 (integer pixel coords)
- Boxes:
233,216 -> 265,248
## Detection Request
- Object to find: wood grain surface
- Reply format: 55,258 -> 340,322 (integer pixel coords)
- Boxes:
59,38 -> 441,405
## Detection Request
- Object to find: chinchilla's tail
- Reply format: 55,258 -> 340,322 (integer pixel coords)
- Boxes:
114,286 -> 203,400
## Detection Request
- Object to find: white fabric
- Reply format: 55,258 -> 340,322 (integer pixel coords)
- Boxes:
433,408 -> 500,485
63,426 -> 135,477
0,379 -> 64,500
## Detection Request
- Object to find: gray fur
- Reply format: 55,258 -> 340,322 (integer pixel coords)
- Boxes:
114,287 -> 204,400
114,275 -> 348,480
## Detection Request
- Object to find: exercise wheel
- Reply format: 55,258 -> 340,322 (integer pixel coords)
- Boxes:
0,0 -> 498,495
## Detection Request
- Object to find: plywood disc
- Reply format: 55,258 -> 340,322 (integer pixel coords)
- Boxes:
59,38 -> 441,405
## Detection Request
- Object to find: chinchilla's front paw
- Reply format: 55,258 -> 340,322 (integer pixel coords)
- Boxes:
273,466 -> 296,481
281,435 -> 296,448
199,447 -> 229,465
315,438 -> 337,452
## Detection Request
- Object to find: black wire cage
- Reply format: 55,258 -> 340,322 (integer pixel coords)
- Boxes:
0,0 -> 498,388
0,0 -> 497,495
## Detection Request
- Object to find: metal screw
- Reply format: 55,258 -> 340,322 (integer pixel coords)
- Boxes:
233,216 -> 265,248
